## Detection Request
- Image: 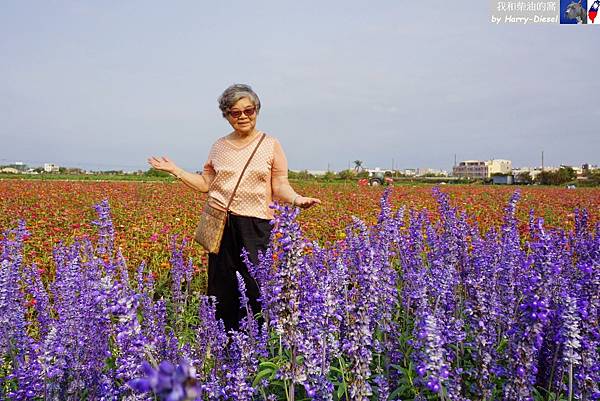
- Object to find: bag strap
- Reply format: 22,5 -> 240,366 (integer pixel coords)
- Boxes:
225,132 -> 266,211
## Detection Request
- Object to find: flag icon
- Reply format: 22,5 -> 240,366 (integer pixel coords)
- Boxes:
589,0 -> 599,22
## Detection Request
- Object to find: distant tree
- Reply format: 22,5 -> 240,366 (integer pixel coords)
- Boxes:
288,170 -> 314,180
145,168 -> 171,178
322,171 -> 336,181
536,167 -> 575,185
337,169 -> 356,180
536,171 -> 553,185
6,163 -> 29,172
585,170 -> 600,186
515,171 -> 533,184
557,166 -> 576,183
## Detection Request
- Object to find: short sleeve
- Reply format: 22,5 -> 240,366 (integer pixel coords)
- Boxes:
271,139 -> 288,177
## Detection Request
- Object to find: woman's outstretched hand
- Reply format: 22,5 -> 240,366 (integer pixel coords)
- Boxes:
147,156 -> 179,175
294,196 -> 321,209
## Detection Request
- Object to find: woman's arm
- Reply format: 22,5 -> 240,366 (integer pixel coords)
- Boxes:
173,168 -> 211,193
272,175 -> 321,208
147,156 -> 211,193
270,139 -> 320,208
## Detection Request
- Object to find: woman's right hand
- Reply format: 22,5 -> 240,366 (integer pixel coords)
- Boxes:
147,156 -> 179,175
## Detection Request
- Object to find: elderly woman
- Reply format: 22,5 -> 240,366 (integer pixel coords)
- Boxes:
148,84 -> 321,331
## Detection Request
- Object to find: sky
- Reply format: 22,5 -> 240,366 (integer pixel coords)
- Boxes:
1,1 -> 599,173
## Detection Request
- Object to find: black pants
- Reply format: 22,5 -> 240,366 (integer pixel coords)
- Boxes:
207,212 -> 272,332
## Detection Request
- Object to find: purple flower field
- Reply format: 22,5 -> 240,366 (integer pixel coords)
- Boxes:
1,189 -> 599,401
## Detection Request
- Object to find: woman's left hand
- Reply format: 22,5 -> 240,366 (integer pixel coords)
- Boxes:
294,196 -> 321,209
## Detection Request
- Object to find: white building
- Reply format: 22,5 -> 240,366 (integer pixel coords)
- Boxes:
560,165 -> 583,176
1,167 -> 20,174
487,159 -> 512,175
44,163 -> 60,173
306,170 -> 328,176
512,167 -> 543,180
453,160 -> 488,179
416,168 -> 448,177
453,159 -> 512,179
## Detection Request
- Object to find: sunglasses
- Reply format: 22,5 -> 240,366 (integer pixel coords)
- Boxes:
228,107 -> 256,119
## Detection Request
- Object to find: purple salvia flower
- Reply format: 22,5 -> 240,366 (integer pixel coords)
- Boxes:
463,227 -> 502,399
397,209 -> 429,311
0,224 -> 45,400
259,203 -> 308,392
22,263 -> 51,338
115,247 -> 131,288
235,270 -> 262,345
44,243 -> 91,397
40,238 -> 116,399
169,235 -> 191,314
561,294 -> 582,364
308,245 -> 345,400
193,296 -> 228,380
249,202 -> 345,399
422,188 -> 469,399
91,199 -> 115,258
373,374 -> 390,401
412,291 -> 448,395
129,360 -> 201,401
339,216 -> 381,400
142,297 -> 180,364
224,329 -> 258,400
504,216 -> 558,401
136,260 -> 149,293
496,191 -> 524,334
114,294 -> 149,375
567,208 -> 600,398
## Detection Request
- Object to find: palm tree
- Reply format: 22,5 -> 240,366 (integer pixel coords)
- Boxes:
353,160 -> 363,172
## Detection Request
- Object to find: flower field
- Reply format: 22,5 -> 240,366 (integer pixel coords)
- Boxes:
1,180 -> 599,278
1,180 -> 599,400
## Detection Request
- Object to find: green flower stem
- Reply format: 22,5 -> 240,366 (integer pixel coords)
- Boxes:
567,363 -> 573,401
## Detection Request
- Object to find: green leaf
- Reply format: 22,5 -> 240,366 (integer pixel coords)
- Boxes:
330,366 -> 344,375
336,382 -> 347,400
389,384 -> 411,400
252,367 -> 274,387
259,361 -> 279,370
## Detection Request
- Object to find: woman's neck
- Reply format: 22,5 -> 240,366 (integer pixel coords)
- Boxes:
230,129 -> 259,141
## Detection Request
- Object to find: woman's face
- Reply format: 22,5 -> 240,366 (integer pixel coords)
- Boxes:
226,97 -> 257,135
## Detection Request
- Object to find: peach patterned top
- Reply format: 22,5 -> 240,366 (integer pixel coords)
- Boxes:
202,132 -> 288,220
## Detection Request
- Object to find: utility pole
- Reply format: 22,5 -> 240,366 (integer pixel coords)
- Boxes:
454,154 -> 457,167
541,150 -> 544,171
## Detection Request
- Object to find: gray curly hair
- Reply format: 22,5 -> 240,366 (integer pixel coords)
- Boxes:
218,84 -> 261,118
